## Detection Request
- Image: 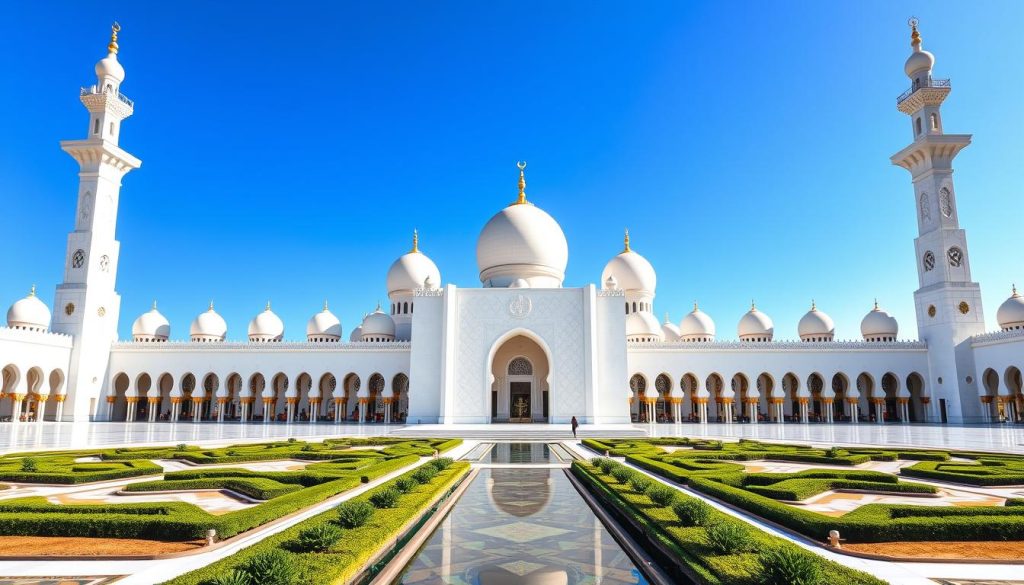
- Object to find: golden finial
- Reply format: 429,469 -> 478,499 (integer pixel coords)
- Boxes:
1013,284 -> 1019,297
152,300 -> 158,310
751,299 -> 757,311
28,284 -> 36,297
811,299 -> 816,311
323,299 -> 329,311
908,17 -> 921,48
693,300 -> 699,312
623,229 -> 631,253
108,21 -> 121,55
873,298 -> 879,310
411,229 -> 419,253
209,300 -> 215,311
515,161 -> 528,205
265,300 -> 272,311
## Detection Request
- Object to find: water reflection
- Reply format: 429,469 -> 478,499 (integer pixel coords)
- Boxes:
489,442 -> 551,464
399,468 -> 646,585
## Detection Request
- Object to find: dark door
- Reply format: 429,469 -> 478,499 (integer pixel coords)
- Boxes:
939,399 -> 948,423
510,382 -> 531,421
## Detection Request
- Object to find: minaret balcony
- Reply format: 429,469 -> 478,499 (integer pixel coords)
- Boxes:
79,85 -> 134,113
896,78 -> 950,107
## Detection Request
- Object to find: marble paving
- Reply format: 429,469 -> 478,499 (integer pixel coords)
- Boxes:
796,489 -> 1003,516
398,467 -> 647,585
51,487 -> 255,514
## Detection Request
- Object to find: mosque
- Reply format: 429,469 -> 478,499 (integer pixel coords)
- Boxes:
1,22 -> 1022,427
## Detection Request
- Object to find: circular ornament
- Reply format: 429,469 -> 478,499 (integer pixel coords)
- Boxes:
508,294 -> 532,319
927,305 -> 936,318
947,247 -> 963,267
923,251 -> 935,272
958,301 -> 969,314
64,302 -> 75,316
97,306 -> 106,317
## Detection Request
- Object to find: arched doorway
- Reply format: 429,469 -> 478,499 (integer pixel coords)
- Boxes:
489,335 -> 550,423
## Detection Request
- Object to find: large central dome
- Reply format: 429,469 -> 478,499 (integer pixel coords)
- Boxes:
476,164 -> 569,288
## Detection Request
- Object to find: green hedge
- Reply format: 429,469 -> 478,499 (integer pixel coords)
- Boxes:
0,458 -> 163,484
901,460 -> 1024,486
573,460 -> 884,585
125,477 -> 302,500
162,461 -> 472,585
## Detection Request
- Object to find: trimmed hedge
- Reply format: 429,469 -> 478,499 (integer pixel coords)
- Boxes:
901,460 -> 1024,486
125,477 -> 302,500
162,461 -> 471,585
573,460 -> 883,585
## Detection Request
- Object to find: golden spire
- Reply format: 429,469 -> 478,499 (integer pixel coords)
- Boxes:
28,284 -> 36,297
623,229 -> 631,253
908,17 -> 921,48
411,229 -> 419,253
108,21 -> 121,55
515,161 -> 528,205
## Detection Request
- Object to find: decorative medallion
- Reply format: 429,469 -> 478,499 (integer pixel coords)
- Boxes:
958,301 -> 970,314
923,251 -> 935,272
927,304 -> 936,318
919,192 -> 931,222
940,187 -> 953,218
97,306 -> 106,317
508,294 -> 532,319
947,247 -> 963,267
100,255 -> 110,272
64,302 -> 75,316
72,249 -> 86,269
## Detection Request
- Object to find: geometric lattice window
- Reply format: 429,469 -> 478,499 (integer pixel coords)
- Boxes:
940,187 -> 953,218
655,374 -> 671,395
182,374 -> 196,394
919,192 -> 931,222
72,249 -> 85,269
947,247 -> 963,267
508,357 -> 533,376
923,251 -> 935,272
368,373 -> 385,394
629,374 -> 647,394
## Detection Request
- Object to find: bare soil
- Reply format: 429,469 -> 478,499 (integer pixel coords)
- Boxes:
0,535 -> 205,556
843,540 -> 1024,560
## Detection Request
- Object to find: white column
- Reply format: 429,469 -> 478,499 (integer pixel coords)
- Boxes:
55,399 -> 65,422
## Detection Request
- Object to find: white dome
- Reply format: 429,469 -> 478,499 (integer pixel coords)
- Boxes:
190,304 -> 227,342
386,232 -> 441,296
997,286 -> 1024,331
680,303 -> 716,341
361,306 -> 395,340
306,303 -> 341,341
798,302 -> 835,341
601,231 -> 656,294
661,314 -> 681,342
904,29 -> 935,77
95,27 -> 125,84
626,311 -> 663,342
861,301 -> 899,341
248,303 -> 284,342
132,302 -> 170,341
738,304 -> 774,341
476,166 -> 568,288
6,287 -> 51,332
349,324 -> 363,342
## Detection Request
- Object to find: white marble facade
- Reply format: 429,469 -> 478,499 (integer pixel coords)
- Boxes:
2,23 -> 1024,427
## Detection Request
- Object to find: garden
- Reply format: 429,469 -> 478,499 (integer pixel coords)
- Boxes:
583,438 -> 1024,559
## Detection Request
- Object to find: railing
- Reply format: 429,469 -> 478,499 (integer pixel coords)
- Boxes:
896,78 -> 950,105
80,85 -> 134,108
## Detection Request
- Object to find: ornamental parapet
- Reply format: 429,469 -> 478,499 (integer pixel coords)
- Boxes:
597,289 -> 626,298
112,340 -> 412,352
970,329 -> 1024,346
627,339 -> 927,351
0,327 -> 74,347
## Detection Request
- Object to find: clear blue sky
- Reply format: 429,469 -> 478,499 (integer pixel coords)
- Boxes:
1,1 -> 1022,341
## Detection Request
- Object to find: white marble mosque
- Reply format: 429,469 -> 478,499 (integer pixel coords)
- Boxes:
2,22 -> 1023,428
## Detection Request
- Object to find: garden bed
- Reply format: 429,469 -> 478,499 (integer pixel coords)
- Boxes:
0,535 -> 205,556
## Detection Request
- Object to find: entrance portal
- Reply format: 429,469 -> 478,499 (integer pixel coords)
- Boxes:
489,335 -> 550,423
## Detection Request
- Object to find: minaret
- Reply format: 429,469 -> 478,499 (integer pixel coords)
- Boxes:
51,23 -> 142,421
891,19 -> 984,423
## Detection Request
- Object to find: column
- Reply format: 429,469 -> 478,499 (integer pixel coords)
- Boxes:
55,395 -> 65,422
35,396 -> 46,424
106,396 -> 115,421
334,399 -> 342,424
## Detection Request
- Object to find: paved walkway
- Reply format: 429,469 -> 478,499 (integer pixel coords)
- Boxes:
1,421 -> 1023,454
566,441 -> 1023,584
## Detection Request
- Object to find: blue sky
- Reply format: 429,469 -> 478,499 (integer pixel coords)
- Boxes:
1,1 -> 1021,341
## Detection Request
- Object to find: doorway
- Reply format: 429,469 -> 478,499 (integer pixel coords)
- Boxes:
509,382 -> 531,422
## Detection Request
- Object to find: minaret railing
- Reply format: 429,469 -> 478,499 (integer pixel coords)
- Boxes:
80,86 -> 134,108
896,78 -> 950,105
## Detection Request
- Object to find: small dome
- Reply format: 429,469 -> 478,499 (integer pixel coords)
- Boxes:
95,26 -> 125,85
132,302 -> 170,341
509,278 -> 531,289
661,314 -> 681,342
476,165 -> 568,288
190,303 -> 227,342
601,231 -> 656,294
798,302 -> 835,342
361,305 -> 395,341
738,303 -> 774,341
307,303 -> 341,341
997,286 -> 1024,331
248,302 -> 284,342
387,231 -> 441,296
861,301 -> 899,341
6,286 -> 51,332
680,303 -> 716,342
626,311 -> 663,342
604,275 -> 619,290
349,323 -> 364,342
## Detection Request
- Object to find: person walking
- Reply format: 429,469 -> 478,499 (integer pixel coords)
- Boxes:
571,415 -> 579,438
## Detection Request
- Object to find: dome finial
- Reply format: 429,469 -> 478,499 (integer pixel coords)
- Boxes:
323,298 -> 329,311
1013,284 -> 1019,297
811,299 -> 816,311
152,300 -> 158,310
411,228 -> 419,253
209,300 -> 215,311
874,298 -> 879,310
515,161 -> 527,205
28,284 -> 36,298
265,300 -> 272,311
623,228 -> 631,253
663,311 -> 670,324
908,16 -> 921,49
751,299 -> 756,311
108,21 -> 121,55
375,301 -> 382,312
693,300 -> 699,312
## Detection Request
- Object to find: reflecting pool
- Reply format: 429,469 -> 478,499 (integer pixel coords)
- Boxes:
488,442 -> 552,464
398,468 -> 647,584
